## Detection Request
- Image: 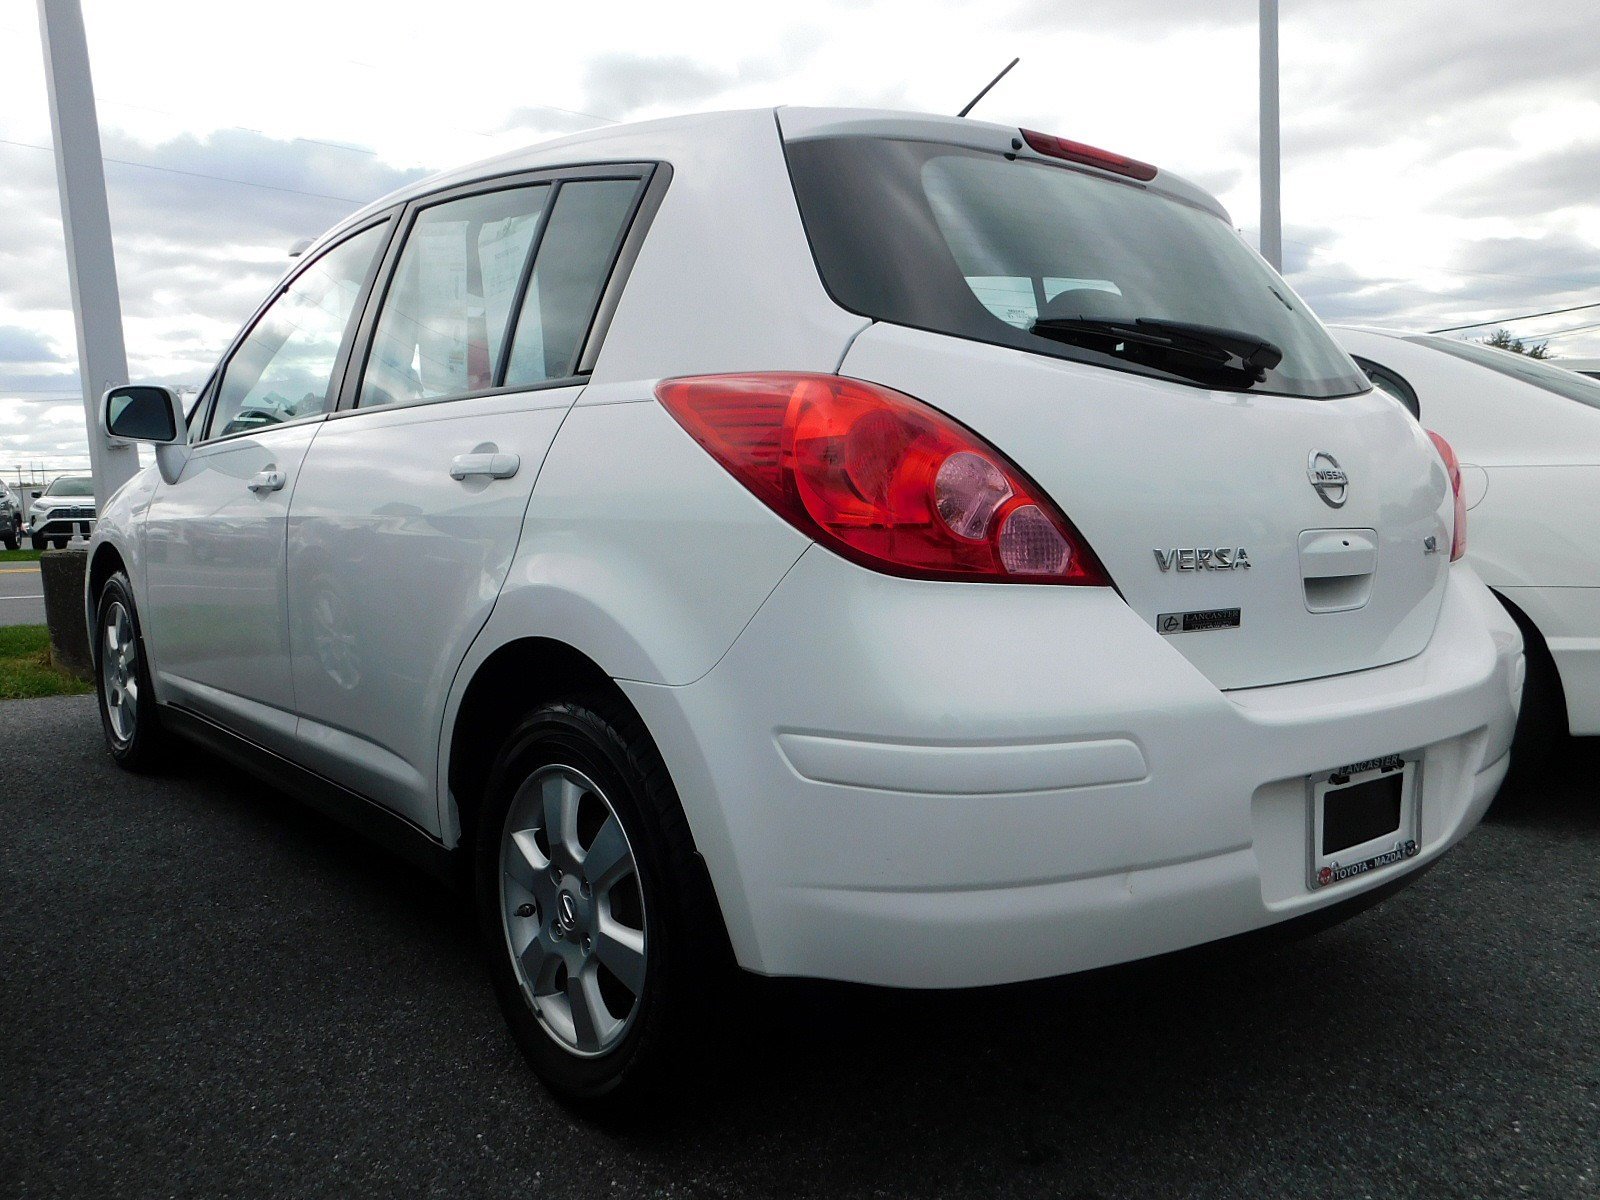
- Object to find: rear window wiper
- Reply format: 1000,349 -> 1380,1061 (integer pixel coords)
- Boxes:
1029,315 -> 1284,385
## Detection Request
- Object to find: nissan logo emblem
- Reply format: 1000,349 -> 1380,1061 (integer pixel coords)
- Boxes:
1307,450 -> 1348,508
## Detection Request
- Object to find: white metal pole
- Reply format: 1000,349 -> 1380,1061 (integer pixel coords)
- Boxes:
1259,0 -> 1283,272
36,0 -> 138,509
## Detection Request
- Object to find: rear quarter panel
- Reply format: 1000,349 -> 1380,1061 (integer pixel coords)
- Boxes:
436,108 -> 866,836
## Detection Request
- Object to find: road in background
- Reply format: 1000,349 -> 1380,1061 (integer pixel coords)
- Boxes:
2,695 -> 1596,1199
0,562 -> 45,626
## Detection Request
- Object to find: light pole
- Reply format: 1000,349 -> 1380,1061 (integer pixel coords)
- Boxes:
36,0 -> 138,509
1259,0 -> 1282,271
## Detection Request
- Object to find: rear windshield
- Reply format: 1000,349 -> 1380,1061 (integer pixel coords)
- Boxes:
1408,335 -> 1600,409
45,477 -> 93,497
785,136 -> 1367,398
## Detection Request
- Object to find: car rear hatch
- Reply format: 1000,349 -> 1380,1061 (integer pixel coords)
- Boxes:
781,110 -> 1454,690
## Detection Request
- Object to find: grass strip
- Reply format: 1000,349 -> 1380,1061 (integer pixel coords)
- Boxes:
0,625 -> 93,700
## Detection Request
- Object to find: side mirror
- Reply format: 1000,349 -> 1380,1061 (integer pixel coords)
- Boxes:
104,384 -> 184,445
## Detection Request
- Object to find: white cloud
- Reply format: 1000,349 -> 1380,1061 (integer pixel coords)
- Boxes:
1,0 -> 1597,468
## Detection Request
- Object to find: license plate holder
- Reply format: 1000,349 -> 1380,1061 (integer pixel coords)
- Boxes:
1308,754 -> 1420,889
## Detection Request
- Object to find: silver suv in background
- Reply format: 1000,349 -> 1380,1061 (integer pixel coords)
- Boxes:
25,475 -> 97,550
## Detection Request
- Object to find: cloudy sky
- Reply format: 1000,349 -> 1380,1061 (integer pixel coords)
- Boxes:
2,0 -> 1597,472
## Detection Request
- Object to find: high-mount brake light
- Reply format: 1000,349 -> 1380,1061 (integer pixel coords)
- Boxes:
1426,429 -> 1467,562
1018,129 -> 1158,182
654,373 -> 1110,585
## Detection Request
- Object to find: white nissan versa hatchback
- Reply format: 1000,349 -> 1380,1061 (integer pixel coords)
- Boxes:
88,108 -> 1521,1104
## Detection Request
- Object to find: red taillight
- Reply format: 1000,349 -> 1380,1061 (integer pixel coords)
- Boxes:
1019,128 -> 1158,182
655,373 -> 1109,585
1427,430 -> 1467,562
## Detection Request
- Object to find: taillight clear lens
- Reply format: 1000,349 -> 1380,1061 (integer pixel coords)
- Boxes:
997,504 -> 1072,575
934,451 -> 1012,540
655,373 -> 1110,585
1426,429 -> 1467,561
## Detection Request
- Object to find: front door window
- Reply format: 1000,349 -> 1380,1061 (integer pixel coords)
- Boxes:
210,224 -> 387,439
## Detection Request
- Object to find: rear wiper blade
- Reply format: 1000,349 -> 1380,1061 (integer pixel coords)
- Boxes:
1030,316 -> 1284,381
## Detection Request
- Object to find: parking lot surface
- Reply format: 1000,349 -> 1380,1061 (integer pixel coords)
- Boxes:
2,694 -> 1596,1199
0,562 -> 44,626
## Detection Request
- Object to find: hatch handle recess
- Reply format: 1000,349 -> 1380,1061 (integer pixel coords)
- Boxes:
1299,528 -> 1377,613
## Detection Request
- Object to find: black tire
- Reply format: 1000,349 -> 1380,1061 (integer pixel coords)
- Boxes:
29,534 -> 45,551
1,532 -> 15,551
92,572 -> 170,772
474,693 -> 726,1109
1499,599 -> 1567,795
50,537 -> 69,550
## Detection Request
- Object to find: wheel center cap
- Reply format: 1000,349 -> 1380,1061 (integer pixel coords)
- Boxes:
556,890 -> 579,934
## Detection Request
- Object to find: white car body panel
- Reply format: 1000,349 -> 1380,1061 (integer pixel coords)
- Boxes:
623,546 -> 1517,984
1556,357 -> 1600,379
285,386 -> 580,830
842,324 -> 1456,690
1335,325 -> 1600,734
82,108 -> 1521,993
141,423 -> 320,756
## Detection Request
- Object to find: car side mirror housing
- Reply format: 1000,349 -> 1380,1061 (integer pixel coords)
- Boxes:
104,384 -> 185,445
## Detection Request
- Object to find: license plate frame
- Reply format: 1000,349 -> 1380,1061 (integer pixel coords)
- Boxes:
1307,754 -> 1421,890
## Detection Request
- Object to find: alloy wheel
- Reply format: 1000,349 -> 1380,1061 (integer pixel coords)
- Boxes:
101,601 -> 139,744
498,764 -> 648,1057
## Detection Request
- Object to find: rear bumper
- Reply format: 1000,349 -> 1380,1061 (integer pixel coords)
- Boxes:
624,552 -> 1522,988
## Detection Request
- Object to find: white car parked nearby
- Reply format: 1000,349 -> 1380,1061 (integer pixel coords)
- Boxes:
1554,357 -> 1600,381
1335,326 -> 1600,769
87,109 -> 1520,1105
25,474 -> 97,550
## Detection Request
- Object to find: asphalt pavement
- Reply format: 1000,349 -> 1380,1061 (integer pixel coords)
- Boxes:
0,561 -> 45,626
2,695 -> 1597,1199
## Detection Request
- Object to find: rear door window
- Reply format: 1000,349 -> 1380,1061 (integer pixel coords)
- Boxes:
503,178 -> 643,387
359,186 -> 552,408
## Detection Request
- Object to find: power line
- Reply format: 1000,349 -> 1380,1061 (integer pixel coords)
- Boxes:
0,136 -> 371,205
1280,235 -> 1584,287
506,102 -> 619,126
97,98 -> 381,159
1537,319 -> 1600,342
1429,301 -> 1600,334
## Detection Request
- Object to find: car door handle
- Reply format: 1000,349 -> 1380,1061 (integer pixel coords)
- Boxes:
247,468 -> 287,494
449,452 -> 521,481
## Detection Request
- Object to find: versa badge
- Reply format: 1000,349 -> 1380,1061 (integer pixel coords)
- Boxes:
1153,547 -> 1251,571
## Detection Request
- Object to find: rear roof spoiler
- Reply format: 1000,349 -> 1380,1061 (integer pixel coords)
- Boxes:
775,106 -> 1231,225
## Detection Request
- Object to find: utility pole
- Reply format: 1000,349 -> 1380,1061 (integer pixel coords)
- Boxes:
36,0 -> 138,509
1259,0 -> 1282,271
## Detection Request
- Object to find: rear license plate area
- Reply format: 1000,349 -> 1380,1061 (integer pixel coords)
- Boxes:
1308,755 -> 1420,889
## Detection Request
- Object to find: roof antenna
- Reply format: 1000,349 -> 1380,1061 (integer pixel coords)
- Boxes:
957,57 -> 1020,118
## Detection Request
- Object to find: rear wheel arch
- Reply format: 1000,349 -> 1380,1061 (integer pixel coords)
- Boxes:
445,636 -> 736,968
447,640 -> 661,844
1491,589 -> 1566,711
1491,588 -> 1569,782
